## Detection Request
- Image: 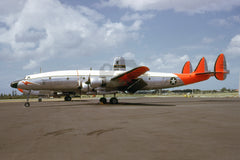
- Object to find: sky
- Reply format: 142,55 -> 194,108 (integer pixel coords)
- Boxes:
1,0 -> 240,94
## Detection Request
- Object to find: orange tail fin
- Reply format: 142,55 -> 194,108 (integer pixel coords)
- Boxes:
214,53 -> 229,80
194,57 -> 209,73
182,61 -> 192,74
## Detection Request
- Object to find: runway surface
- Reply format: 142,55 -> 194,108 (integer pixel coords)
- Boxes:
0,97 -> 240,160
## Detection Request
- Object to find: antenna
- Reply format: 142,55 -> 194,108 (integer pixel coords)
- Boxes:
40,67 -> 42,73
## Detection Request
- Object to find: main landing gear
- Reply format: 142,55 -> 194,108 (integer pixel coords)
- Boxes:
64,95 -> 72,101
99,93 -> 118,104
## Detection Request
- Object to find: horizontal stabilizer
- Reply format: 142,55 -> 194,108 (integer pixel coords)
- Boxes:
194,57 -> 209,73
214,53 -> 229,80
182,61 -> 192,74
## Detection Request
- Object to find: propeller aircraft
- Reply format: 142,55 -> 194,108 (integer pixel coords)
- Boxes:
10,54 -> 229,107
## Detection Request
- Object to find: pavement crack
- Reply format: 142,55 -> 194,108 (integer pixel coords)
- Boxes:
86,127 -> 123,136
44,128 -> 74,136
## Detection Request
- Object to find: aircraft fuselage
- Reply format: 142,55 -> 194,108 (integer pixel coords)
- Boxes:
12,70 -> 184,94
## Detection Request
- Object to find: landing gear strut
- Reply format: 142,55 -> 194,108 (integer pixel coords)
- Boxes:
110,93 -> 118,104
24,90 -> 31,107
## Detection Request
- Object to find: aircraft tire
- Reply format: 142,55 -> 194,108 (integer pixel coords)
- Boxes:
99,97 -> 107,104
64,96 -> 72,101
38,97 -> 42,102
24,102 -> 30,107
110,97 -> 118,104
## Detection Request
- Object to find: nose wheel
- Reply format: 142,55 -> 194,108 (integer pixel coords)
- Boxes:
24,102 -> 30,107
24,90 -> 31,107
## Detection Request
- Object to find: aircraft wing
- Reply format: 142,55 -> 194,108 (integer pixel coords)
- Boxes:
111,66 -> 149,82
110,66 -> 149,93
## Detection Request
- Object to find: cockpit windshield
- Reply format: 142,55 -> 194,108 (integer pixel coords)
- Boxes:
24,75 -> 31,79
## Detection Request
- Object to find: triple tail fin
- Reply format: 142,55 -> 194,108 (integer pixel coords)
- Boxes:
182,61 -> 192,74
214,53 -> 229,80
193,57 -> 209,74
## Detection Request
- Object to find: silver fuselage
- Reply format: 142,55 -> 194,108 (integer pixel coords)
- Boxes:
14,70 -> 184,94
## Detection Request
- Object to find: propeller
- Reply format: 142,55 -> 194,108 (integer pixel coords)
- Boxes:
85,69 -> 91,93
77,68 -> 92,97
79,80 -> 82,98
77,70 -> 82,98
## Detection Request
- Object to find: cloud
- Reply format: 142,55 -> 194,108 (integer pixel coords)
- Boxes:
121,13 -> 155,21
0,0 -> 141,69
123,52 -> 135,59
210,15 -> 240,26
202,37 -> 215,44
225,34 -> 240,57
148,53 -> 190,72
0,0 -> 26,16
100,0 -> 240,14
23,59 -> 38,70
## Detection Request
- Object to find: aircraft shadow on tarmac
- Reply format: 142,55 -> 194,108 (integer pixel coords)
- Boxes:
31,100 -> 176,108
115,102 -> 176,107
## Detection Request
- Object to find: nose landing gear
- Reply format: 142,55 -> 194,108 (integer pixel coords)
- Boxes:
24,90 -> 31,107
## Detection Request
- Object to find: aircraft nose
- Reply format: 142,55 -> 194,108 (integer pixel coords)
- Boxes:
10,80 -> 20,88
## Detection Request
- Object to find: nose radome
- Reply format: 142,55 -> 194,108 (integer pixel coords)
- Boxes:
10,80 -> 20,88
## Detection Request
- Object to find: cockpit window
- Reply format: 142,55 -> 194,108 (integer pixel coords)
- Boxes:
25,76 -> 31,79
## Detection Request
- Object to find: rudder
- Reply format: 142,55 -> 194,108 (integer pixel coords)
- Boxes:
194,57 -> 209,73
214,53 -> 229,80
182,61 -> 192,74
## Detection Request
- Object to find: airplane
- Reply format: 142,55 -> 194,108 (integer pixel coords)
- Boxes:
10,53 -> 229,107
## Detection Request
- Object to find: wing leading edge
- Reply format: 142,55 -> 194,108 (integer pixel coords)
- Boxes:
111,66 -> 149,82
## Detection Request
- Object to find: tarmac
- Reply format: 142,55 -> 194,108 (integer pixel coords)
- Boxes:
0,97 -> 240,160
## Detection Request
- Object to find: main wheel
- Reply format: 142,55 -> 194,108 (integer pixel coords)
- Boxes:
99,97 -> 107,104
24,102 -> 30,107
64,96 -> 72,101
110,97 -> 118,104
38,97 -> 42,102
